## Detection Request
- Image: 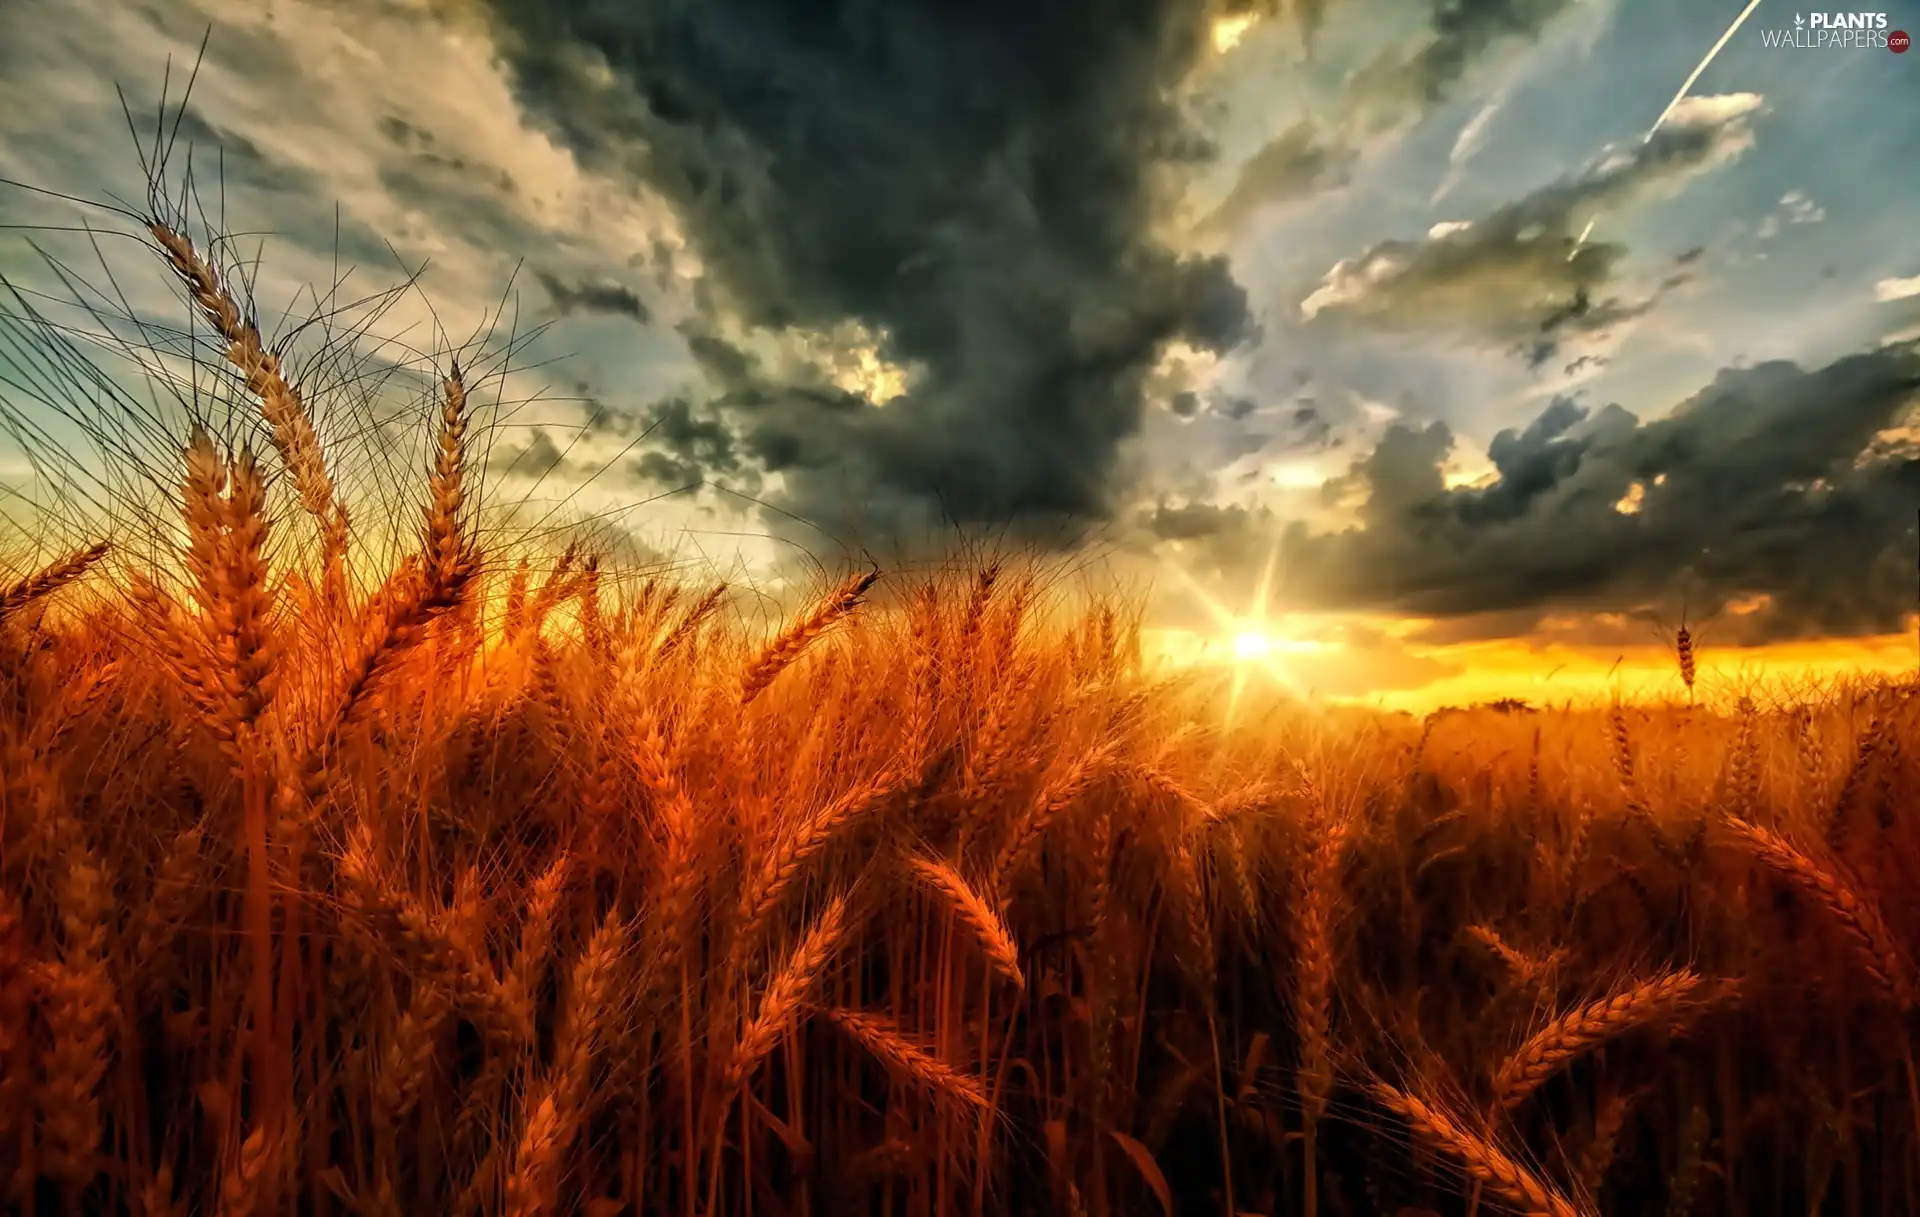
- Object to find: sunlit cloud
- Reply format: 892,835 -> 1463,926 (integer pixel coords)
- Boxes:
1877,275 -> 1920,304
1210,12 -> 1259,53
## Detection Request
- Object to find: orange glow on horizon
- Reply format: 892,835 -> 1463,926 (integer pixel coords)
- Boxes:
1143,618 -> 1920,714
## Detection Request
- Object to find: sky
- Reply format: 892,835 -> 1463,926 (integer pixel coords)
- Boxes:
1,0 -> 1918,709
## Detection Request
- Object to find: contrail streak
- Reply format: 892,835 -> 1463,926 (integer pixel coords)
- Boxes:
1569,0 -> 1765,261
1645,0 -> 1767,142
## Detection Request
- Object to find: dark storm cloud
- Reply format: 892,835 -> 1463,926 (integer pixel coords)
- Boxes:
534,270 -> 651,323
623,395 -> 749,490
1161,343 -> 1920,640
478,0 -> 1251,547
1301,95 -> 1760,357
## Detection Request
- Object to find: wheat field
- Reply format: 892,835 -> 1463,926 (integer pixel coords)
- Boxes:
3,187 -> 1920,1217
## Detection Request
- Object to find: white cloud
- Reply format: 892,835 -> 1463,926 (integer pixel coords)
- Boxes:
1876,275 -> 1920,304
1756,189 -> 1826,239
0,0 -> 697,343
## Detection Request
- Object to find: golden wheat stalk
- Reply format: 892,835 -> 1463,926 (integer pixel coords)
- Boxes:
1726,817 -> 1914,1012
653,581 -> 727,666
1371,1083 -> 1588,1217
337,825 -> 535,1048
280,364 -> 470,827
1609,705 -> 1647,817
0,540 -> 109,625
149,220 -> 349,587
188,440 -> 279,736
1491,969 -> 1710,1111
1466,924 -> 1561,990
728,894 -> 851,1092
740,570 -> 879,705
0,895 -> 30,1197
1576,1083 -> 1640,1202
906,855 -> 1025,989
736,773 -> 902,952
992,740 -> 1118,895
822,1006 -> 990,1113
499,914 -> 627,1217
36,845 -> 115,1194
1293,768 -> 1346,1128
903,584 -> 943,762
423,361 -> 470,589
217,1124 -> 280,1217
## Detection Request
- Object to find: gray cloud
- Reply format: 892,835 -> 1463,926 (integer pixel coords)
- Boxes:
487,428 -> 572,481
1299,94 -> 1761,361
1200,120 -> 1354,232
477,0 -> 1255,551
1199,0 -> 1586,231
1159,342 -> 1920,640
535,270 -> 650,323
1342,0 -> 1581,136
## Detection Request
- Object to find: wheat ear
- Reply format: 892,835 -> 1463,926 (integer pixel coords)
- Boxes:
499,915 -> 627,1217
737,773 -> 900,952
149,220 -> 349,587
0,540 -> 108,624
907,855 -> 1025,989
1727,817 -> 1914,1011
993,740 -> 1118,895
1491,969 -> 1711,1110
823,1006 -> 990,1113
740,570 -> 879,705
728,894 -> 851,1091
1371,1083 -> 1587,1217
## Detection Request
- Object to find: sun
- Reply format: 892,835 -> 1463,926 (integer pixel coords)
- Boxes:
1232,629 -> 1275,661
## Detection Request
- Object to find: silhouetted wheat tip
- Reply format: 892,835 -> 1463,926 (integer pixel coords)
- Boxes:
422,361 -> 470,589
654,581 -> 727,664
